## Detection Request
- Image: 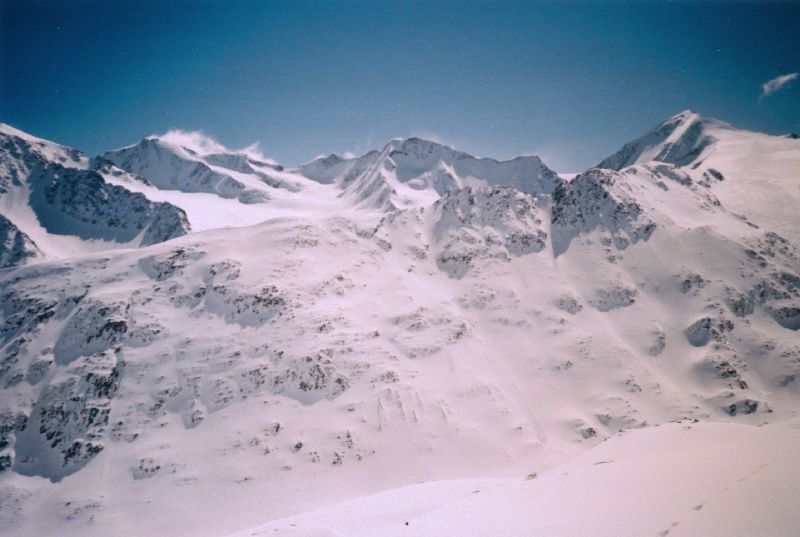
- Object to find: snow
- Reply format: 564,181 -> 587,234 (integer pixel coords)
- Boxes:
0,112 -> 799,537
300,137 -> 559,211
225,419 -> 800,537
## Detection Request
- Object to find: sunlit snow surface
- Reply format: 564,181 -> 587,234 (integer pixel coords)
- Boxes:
0,112 -> 798,536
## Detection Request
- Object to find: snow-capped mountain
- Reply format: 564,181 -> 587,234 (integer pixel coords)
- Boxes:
0,114 -> 798,537
598,109 -> 800,237
104,137 -> 287,203
597,109 -> 729,170
300,137 -> 560,210
0,124 -> 190,266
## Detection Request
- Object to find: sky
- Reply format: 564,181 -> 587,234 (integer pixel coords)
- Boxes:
1,0 -> 799,172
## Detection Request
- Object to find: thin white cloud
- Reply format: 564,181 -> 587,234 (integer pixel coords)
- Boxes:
761,72 -> 798,97
152,129 -> 276,164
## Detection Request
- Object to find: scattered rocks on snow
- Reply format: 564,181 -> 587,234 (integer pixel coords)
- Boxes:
555,295 -> 583,315
589,286 -> 638,312
684,316 -> 734,347
769,305 -> 800,331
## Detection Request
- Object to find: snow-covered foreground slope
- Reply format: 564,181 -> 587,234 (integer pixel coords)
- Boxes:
227,418 -> 800,537
0,112 -> 798,537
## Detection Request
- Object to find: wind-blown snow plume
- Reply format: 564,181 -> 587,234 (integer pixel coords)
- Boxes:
154,129 -> 276,164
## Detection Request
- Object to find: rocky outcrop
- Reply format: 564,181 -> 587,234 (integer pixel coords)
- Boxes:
0,215 -> 42,269
0,127 -> 190,267
550,169 -> 656,256
30,165 -> 190,245
427,186 -> 548,277
13,351 -> 122,481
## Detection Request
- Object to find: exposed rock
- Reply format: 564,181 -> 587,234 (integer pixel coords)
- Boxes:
550,169 -> 656,256
13,351 -> 121,481
724,399 -> 761,416
685,316 -> 734,347
589,286 -> 637,312
770,305 -> 800,331
0,214 -> 42,268
555,295 -> 583,315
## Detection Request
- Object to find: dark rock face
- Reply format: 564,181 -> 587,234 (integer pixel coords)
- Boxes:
0,129 -> 191,269
13,351 -> 122,481
53,297 -> 130,365
770,306 -> 800,331
30,165 -> 190,244
698,356 -> 749,390
0,214 -> 42,269
550,169 -> 656,257
685,316 -> 734,347
271,352 -> 350,405
427,186 -> 548,278
589,286 -> 638,312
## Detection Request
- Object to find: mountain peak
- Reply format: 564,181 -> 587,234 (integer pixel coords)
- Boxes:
383,137 -> 458,161
597,110 -> 736,170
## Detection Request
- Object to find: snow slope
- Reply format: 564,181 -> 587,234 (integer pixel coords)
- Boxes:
101,136 -> 358,232
598,109 -> 800,237
0,114 -> 798,537
226,418 -> 800,537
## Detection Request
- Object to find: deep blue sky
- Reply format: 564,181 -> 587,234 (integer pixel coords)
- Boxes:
1,0 -> 798,171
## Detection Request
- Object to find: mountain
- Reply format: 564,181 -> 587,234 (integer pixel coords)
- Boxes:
299,137 -> 560,210
0,124 -> 190,265
596,109 -> 730,170
102,136 -> 321,204
597,110 -> 800,238
0,115 -> 799,537
0,215 -> 42,269
101,135 -> 363,232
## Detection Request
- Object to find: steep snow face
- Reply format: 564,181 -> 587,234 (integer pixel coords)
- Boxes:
0,126 -> 191,264
299,138 -> 560,211
596,110 -> 800,237
597,110 -> 729,170
104,138 -> 307,204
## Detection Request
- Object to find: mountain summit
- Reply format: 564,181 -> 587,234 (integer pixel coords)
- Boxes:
300,137 -> 560,211
597,110 -> 736,170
